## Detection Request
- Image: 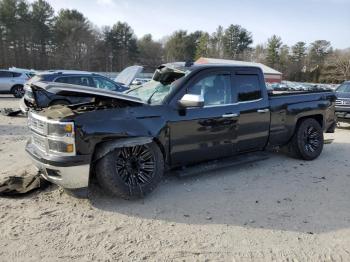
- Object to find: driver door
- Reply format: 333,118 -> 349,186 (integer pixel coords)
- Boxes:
169,70 -> 239,166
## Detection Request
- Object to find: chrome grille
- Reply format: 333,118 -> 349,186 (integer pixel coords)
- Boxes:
28,113 -> 47,135
31,132 -> 47,152
336,99 -> 350,106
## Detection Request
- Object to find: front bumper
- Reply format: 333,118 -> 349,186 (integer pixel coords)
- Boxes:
19,97 -> 29,114
26,141 -> 90,189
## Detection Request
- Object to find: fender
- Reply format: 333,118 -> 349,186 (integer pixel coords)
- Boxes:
92,137 -> 153,162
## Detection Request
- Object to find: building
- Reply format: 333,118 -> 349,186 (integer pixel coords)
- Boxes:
195,57 -> 282,83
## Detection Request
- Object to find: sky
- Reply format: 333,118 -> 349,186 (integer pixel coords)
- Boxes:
31,0 -> 350,49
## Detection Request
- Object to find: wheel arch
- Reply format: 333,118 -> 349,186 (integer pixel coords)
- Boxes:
10,84 -> 24,92
89,136 -> 166,185
91,136 -> 166,164
295,114 -> 324,130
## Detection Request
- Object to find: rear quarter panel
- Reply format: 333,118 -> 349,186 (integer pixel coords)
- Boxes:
268,91 -> 336,146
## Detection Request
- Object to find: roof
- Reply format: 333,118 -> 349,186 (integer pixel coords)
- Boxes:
196,57 -> 282,75
37,70 -> 93,76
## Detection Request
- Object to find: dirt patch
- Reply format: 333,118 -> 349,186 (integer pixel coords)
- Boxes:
0,97 -> 349,261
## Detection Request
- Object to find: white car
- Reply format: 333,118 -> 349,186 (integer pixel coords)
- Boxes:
0,70 -> 31,98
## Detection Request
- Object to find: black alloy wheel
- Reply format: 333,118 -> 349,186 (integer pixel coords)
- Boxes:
288,118 -> 324,160
115,145 -> 156,187
96,142 -> 164,199
302,126 -> 322,154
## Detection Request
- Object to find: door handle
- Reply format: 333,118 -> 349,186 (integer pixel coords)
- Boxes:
222,113 -> 239,118
257,109 -> 269,113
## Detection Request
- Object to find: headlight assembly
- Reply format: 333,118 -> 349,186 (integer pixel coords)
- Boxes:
28,113 -> 76,156
48,139 -> 75,155
48,122 -> 74,137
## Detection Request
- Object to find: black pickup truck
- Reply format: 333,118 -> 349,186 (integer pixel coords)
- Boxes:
25,64 -> 336,199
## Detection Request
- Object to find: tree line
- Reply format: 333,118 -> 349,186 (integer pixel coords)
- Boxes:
0,0 -> 349,83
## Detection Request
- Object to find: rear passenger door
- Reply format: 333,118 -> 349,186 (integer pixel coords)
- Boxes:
233,70 -> 270,152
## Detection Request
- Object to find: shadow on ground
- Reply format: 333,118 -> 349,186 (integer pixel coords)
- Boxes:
89,144 -> 350,234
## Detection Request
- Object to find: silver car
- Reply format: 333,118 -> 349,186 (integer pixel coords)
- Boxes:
0,70 -> 30,98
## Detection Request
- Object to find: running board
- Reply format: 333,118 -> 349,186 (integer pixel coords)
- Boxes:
176,152 -> 270,177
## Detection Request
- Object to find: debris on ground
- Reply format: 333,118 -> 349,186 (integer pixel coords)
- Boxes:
0,108 -> 23,117
0,171 -> 50,196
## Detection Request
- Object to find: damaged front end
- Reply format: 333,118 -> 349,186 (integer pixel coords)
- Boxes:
24,85 -> 149,196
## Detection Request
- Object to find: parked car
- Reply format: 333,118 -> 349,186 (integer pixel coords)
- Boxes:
0,69 -> 31,98
22,68 -> 138,110
335,81 -> 350,122
25,63 -> 336,199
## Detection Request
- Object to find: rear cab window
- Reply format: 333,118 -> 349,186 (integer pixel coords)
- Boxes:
234,73 -> 262,102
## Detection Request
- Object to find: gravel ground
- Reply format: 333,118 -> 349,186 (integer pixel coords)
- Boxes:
0,96 -> 349,261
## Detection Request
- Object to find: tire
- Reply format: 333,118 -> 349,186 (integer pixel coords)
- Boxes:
95,142 -> 164,199
288,118 -> 324,160
11,85 -> 24,98
49,100 -> 70,106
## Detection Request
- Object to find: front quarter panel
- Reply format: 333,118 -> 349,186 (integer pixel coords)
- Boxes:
73,105 -> 169,160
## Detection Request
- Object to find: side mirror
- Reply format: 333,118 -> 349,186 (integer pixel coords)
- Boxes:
178,94 -> 204,108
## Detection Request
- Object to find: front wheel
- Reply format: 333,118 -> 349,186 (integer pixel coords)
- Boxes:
288,118 -> 324,160
95,142 -> 164,199
11,85 -> 24,98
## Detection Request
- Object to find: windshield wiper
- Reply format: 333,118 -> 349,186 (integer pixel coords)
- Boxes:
147,89 -> 159,104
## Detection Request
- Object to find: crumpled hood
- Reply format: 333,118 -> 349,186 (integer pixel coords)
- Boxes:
31,81 -> 146,104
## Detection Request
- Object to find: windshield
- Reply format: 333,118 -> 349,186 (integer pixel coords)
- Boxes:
336,83 -> 350,93
127,67 -> 188,104
127,79 -> 179,104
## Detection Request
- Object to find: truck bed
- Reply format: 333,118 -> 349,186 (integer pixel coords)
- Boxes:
267,90 -> 336,146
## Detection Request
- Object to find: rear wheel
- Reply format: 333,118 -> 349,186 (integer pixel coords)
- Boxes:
288,118 -> 324,160
96,142 -> 164,199
11,85 -> 24,98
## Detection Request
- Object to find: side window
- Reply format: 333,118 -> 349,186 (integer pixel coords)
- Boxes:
235,74 -> 262,102
187,74 -> 232,106
0,71 -> 14,78
56,76 -> 91,87
92,77 -> 118,91
12,72 -> 21,77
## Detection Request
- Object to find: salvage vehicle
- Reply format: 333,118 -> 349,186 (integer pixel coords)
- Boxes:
25,64 -> 336,199
22,66 -> 143,111
335,81 -> 350,123
0,69 -> 32,98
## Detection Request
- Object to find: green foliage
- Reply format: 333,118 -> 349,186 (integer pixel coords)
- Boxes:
266,35 -> 282,69
104,22 -> 138,71
223,24 -> 253,60
0,0 -> 348,82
